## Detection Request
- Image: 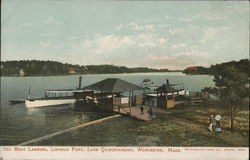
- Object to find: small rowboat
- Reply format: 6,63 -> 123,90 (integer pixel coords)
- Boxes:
142,79 -> 153,85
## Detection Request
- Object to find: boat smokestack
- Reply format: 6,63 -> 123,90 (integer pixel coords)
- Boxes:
166,79 -> 169,85
78,76 -> 82,89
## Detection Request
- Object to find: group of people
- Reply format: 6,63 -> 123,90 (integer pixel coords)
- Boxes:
208,114 -> 222,133
140,105 -> 153,119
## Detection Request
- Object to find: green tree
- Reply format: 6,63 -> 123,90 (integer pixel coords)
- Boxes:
203,60 -> 249,132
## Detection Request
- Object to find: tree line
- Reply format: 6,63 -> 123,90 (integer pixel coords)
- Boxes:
0,60 -> 175,76
182,59 -> 249,75
182,66 -> 210,75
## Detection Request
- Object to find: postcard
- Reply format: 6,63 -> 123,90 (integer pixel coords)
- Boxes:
0,0 -> 249,160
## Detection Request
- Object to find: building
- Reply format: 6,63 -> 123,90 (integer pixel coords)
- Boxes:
68,68 -> 76,74
19,69 -> 25,76
145,79 -> 188,109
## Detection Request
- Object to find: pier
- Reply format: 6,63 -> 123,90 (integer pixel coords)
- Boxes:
113,105 -> 152,121
82,78 -> 189,121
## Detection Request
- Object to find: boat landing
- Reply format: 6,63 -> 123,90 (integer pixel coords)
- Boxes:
113,105 -> 153,121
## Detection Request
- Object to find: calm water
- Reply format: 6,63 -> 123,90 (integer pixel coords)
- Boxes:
0,72 -> 214,145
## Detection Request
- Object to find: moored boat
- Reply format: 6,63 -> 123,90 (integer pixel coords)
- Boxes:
25,89 -> 89,108
25,98 -> 77,108
142,78 -> 154,85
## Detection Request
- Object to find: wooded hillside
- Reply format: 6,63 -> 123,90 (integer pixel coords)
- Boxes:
0,60 -> 174,76
182,59 -> 249,75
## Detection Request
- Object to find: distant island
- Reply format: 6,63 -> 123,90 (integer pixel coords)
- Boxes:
182,66 -> 210,75
182,59 -> 249,75
0,60 -> 181,76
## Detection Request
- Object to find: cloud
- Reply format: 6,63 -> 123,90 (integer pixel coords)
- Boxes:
145,51 -> 209,69
82,33 -> 169,55
115,22 -> 155,31
165,16 -> 173,20
168,25 -> 202,37
42,16 -> 62,25
171,43 -> 188,49
206,14 -> 228,21
20,22 -> 36,27
177,15 -> 201,22
77,31 -> 211,69
136,33 -> 168,48
19,16 -> 63,28
3,2 -> 248,70
83,34 -> 136,54
1,28 -> 15,37
177,11 -> 228,23
115,20 -> 171,33
37,33 -> 57,37
199,26 -> 247,50
39,42 -> 51,48
139,37 -> 167,48
135,16 -> 161,23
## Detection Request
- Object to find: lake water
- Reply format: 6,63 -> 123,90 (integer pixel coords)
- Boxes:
0,72 -> 214,145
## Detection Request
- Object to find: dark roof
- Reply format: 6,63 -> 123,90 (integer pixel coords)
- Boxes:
83,78 -> 144,93
154,84 -> 176,93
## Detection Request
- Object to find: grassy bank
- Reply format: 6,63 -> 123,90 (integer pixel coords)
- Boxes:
30,105 -> 249,147
172,103 -> 249,135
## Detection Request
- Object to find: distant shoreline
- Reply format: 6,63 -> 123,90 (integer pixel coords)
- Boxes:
0,71 -> 183,77
0,60 -> 182,77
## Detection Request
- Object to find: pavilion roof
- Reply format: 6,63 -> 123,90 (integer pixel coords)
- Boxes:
84,78 -> 144,93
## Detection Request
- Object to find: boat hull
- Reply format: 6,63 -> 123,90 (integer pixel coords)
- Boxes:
25,99 -> 77,108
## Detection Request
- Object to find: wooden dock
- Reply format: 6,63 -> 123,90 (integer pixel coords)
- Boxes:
113,105 -> 153,121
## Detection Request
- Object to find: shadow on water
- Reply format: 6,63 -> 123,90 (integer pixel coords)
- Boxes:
74,102 -> 114,114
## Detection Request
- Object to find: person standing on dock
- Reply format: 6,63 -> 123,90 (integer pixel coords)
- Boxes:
140,105 -> 144,114
148,107 -> 153,119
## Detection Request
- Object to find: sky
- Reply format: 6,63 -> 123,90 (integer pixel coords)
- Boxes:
1,0 -> 249,69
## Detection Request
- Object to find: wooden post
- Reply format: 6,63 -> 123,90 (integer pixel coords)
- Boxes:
129,91 -> 131,116
78,76 -> 82,89
230,100 -> 234,132
112,94 -> 114,112
156,91 -> 158,107
132,90 -> 134,106
172,91 -> 175,107
165,91 -> 168,109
